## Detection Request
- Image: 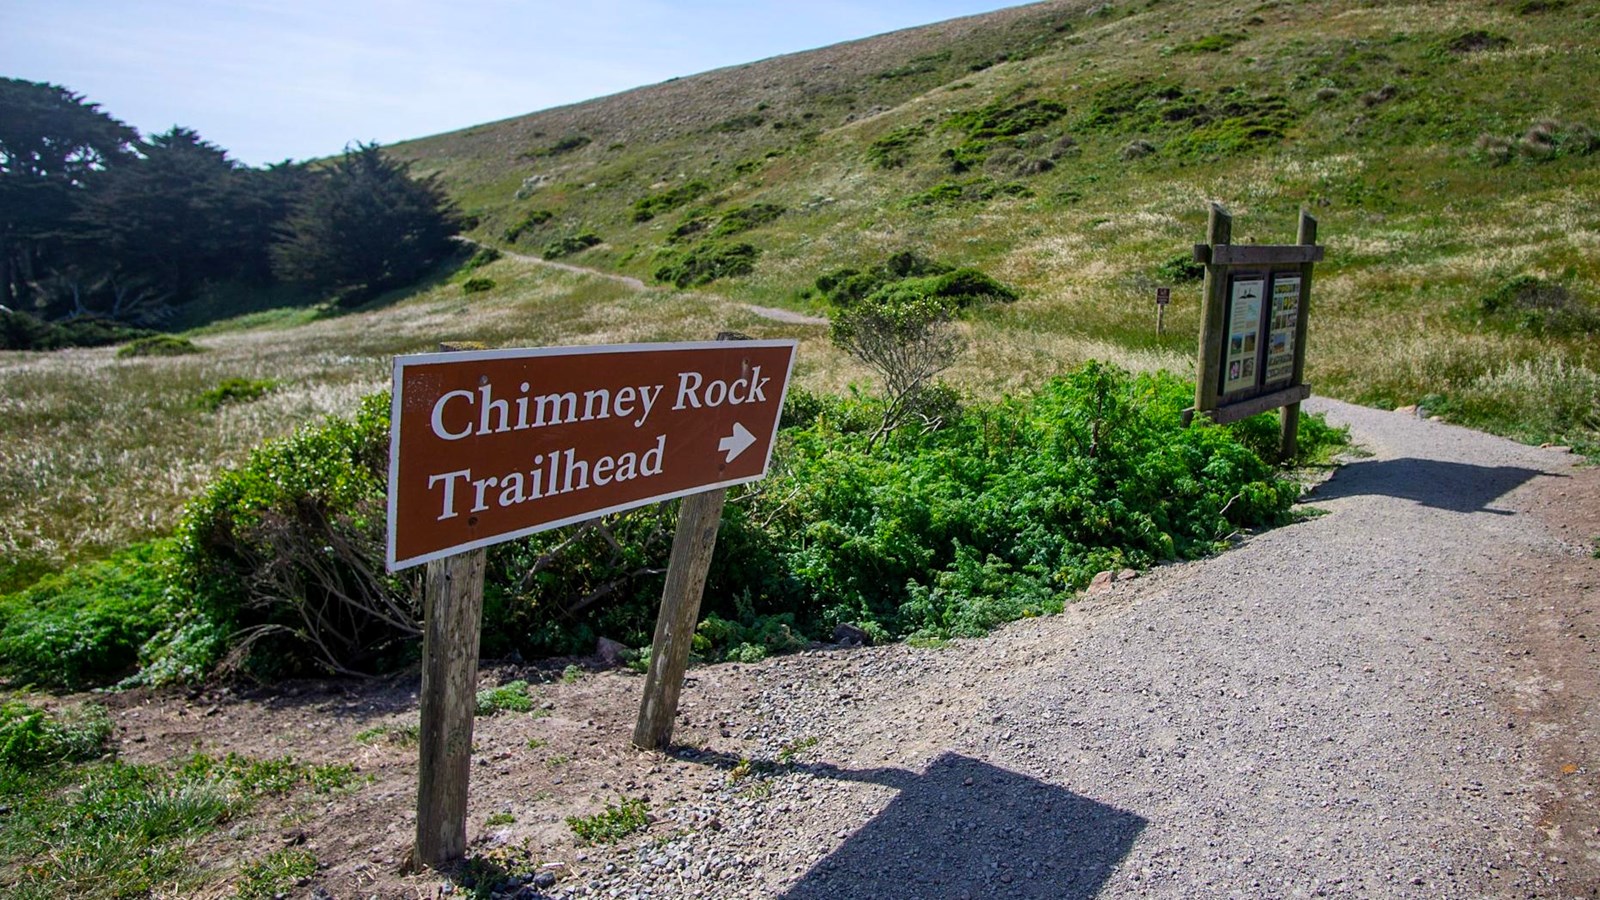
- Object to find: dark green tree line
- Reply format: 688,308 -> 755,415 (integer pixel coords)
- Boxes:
1,78 -> 459,344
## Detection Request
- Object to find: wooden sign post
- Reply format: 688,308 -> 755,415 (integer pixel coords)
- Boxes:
1186,204 -> 1323,461
388,338 -> 795,868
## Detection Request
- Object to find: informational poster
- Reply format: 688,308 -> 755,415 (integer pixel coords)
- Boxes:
1221,274 -> 1264,395
1264,274 -> 1301,385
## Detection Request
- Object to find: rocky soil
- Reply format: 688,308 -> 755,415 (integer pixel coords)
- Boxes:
110,398 -> 1599,899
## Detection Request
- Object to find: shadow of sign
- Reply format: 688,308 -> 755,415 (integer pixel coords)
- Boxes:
1305,457 -> 1552,515
779,752 -> 1146,900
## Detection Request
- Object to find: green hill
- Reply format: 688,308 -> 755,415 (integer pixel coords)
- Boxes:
393,0 -> 1600,451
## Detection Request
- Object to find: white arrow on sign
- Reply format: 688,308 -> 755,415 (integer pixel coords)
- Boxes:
718,422 -> 757,463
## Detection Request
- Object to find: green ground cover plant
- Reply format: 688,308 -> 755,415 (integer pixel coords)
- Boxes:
541,232 -> 602,259
475,680 -> 536,716
653,241 -> 760,288
198,377 -> 279,411
234,848 -> 318,900
117,334 -> 203,357
0,702 -> 356,900
567,796 -> 649,844
0,356 -> 1341,686
0,542 -> 178,688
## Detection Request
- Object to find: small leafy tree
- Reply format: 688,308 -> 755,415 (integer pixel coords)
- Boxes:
271,142 -> 458,303
830,284 -> 965,447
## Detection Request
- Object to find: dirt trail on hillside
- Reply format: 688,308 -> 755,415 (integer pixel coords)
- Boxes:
110,400 -> 1598,899
493,245 -> 829,326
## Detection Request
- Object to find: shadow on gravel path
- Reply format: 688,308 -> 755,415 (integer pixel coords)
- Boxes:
1305,457 -> 1554,514
764,752 -> 1144,900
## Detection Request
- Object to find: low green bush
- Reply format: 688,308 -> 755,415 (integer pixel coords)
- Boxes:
631,180 -> 710,222
0,541 -> 179,689
866,126 -> 926,168
168,393 -> 404,679
652,241 -> 760,288
812,253 -> 1018,310
0,701 -> 112,768
475,680 -> 536,716
503,209 -> 553,242
1475,275 -> 1599,336
1172,32 -> 1246,53
541,232 -> 602,260
567,796 -> 649,844
0,311 -> 155,352
1155,253 -> 1205,283
460,246 -> 501,271
118,334 -> 203,358
461,276 -> 496,293
711,203 -> 785,238
27,361 -> 1340,687
906,177 -> 1031,206
198,378 -> 278,411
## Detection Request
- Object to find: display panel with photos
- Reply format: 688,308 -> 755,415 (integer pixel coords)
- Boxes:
1220,273 -> 1264,396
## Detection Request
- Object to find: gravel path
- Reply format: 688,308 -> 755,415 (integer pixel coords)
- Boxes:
536,398 -> 1597,900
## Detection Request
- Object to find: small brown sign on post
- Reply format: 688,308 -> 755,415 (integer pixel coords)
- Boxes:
388,340 -> 797,570
1155,286 -> 1171,335
1186,204 -> 1322,460
390,339 -> 796,869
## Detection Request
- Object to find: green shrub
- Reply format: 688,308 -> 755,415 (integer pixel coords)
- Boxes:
475,680 -> 536,716
711,203 -> 785,238
813,254 -> 1017,310
1172,32 -> 1246,53
461,276 -> 496,293
169,393 -> 405,679
1,311 -> 156,351
32,364 -> 1336,685
235,848 -> 318,900
907,177 -> 1031,207
528,135 -> 590,157
198,378 -> 278,411
1079,79 -> 1296,159
1476,275 -> 1599,335
0,541 -> 178,689
667,215 -> 710,243
652,241 -> 760,288
541,232 -> 602,259
117,334 -> 202,357
947,98 -> 1070,140
1155,253 -> 1205,283
0,701 -> 112,768
460,246 -> 501,271
632,180 -> 710,222
866,126 -> 926,169
567,796 -> 649,844
503,210 -> 553,242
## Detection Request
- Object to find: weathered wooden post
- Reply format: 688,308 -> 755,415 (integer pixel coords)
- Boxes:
414,547 -> 486,868
631,487 -> 727,749
1279,210 -> 1318,462
413,340 -> 489,870
1185,204 -> 1322,435
1193,203 -> 1233,419
386,337 -> 796,867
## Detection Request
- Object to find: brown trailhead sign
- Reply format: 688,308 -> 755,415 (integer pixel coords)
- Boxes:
387,340 -> 797,570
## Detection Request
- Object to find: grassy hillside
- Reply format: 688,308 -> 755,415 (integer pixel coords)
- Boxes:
394,0 -> 1600,449
3,0 -> 1597,590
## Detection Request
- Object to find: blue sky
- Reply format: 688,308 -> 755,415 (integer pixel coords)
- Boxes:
3,1 -> 1023,167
